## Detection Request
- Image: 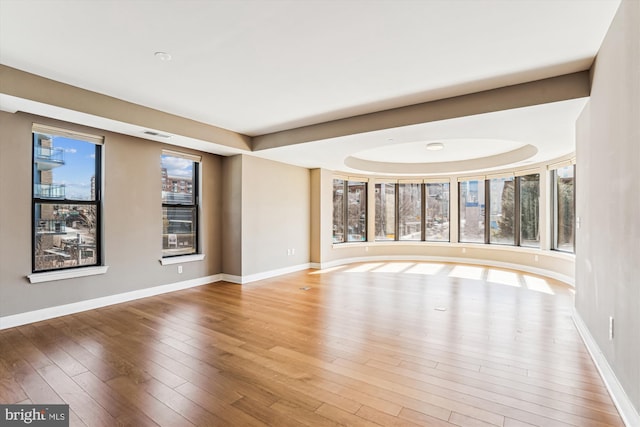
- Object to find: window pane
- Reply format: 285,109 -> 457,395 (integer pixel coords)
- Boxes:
489,177 -> 515,245
554,166 -> 575,252
34,132 -> 97,201
398,183 -> 421,240
425,183 -> 449,242
332,179 -> 345,243
161,155 -> 194,204
459,180 -> 485,243
163,206 -> 196,256
33,130 -> 100,272
34,203 -> 98,271
520,174 -> 540,247
375,183 -> 395,240
347,181 -> 367,242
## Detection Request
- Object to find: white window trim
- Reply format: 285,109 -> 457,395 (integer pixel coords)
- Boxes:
27,266 -> 109,284
159,254 -> 205,265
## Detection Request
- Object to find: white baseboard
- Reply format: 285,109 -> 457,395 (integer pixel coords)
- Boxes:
0,274 -> 222,330
220,273 -> 242,284
312,255 -> 574,286
221,263 -> 312,285
573,309 -> 640,427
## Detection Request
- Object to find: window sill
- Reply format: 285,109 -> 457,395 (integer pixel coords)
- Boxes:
27,266 -> 109,284
159,254 -> 205,265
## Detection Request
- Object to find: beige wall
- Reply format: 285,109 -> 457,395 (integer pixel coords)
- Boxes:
575,0 -> 640,415
240,155 -> 310,276
0,111 -> 223,317
221,155 -> 243,276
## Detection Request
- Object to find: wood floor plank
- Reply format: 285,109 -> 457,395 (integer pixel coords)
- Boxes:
232,395 -> 308,427
314,402 -> 382,427
71,371 -> 159,427
399,407 -> 458,427
355,405 -> 425,427
106,376 -> 194,427
0,262 -> 625,426
37,364 -> 116,427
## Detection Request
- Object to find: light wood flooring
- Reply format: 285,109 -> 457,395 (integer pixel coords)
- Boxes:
0,261 -> 624,426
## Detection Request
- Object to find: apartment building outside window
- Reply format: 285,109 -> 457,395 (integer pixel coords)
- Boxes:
32,125 -> 102,272
161,151 -> 200,257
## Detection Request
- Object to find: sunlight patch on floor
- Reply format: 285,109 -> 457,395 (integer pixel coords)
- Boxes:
523,274 -> 555,295
487,269 -> 521,288
405,263 -> 446,276
309,265 -> 347,275
371,262 -> 414,273
448,265 -> 485,281
344,263 -> 385,273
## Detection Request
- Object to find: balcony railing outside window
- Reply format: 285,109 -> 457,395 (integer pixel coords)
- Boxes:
35,145 -> 65,164
34,183 -> 66,199
36,219 -> 66,234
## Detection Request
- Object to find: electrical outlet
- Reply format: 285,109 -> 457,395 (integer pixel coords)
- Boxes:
291,248 -> 295,255
177,265 -> 183,274
287,249 -> 291,256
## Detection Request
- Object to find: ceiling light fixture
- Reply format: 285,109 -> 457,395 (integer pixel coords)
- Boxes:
154,52 -> 172,61
426,142 -> 444,151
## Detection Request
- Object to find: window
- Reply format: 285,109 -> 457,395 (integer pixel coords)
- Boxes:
373,181 -> 450,242
398,183 -> 422,240
32,125 -> 102,272
332,179 -> 345,243
459,179 -> 485,243
489,177 -> 515,245
375,183 -> 396,241
333,178 -> 367,243
162,152 -> 200,257
347,181 -> 367,241
459,175 -> 540,247
519,173 -> 540,247
425,182 -> 450,242
553,165 -> 575,252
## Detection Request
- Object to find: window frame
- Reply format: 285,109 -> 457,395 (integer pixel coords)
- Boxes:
517,173 -> 541,248
398,181 -> 424,241
161,151 -> 201,258
333,178 -> 368,243
459,175 -> 540,247
424,181 -> 450,242
458,178 -> 487,244
488,176 -> 516,246
31,124 -> 103,273
374,182 -> 397,241
551,164 -> 576,253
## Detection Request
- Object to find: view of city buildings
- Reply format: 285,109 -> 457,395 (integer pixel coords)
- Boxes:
161,155 -> 197,256
33,132 -> 98,271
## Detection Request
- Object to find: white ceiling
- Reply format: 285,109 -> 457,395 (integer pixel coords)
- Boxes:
0,0 -> 621,175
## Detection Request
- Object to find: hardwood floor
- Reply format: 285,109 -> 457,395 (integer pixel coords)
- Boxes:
0,262 -> 624,426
